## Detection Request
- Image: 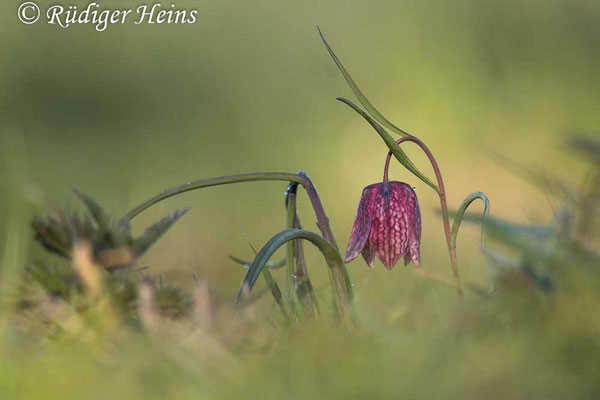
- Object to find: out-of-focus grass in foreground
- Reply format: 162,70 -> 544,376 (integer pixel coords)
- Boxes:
1,137 -> 599,400
1,0 -> 600,398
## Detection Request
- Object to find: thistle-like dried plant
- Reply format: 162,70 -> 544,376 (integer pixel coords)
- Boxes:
32,189 -> 188,269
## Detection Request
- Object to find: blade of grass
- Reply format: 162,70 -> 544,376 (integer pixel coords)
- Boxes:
236,229 -> 352,319
238,231 -> 289,318
451,192 -> 490,254
286,182 -> 318,318
121,172 -> 304,222
229,255 -> 286,270
132,209 -> 189,255
318,27 -> 411,137
72,189 -> 112,232
337,97 -> 438,192
261,268 -> 289,319
121,171 -> 353,318
285,184 -> 298,314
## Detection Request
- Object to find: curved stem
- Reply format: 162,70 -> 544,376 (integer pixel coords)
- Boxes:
122,173 -> 302,221
451,192 -> 490,253
121,171 -> 353,314
383,151 -> 392,183
236,229 -> 351,318
385,137 -> 461,295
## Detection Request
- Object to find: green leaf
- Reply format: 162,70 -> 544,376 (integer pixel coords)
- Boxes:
31,215 -> 71,258
229,255 -> 286,269
285,184 -> 298,312
318,27 -> 411,137
72,189 -> 112,231
285,182 -> 318,318
229,254 -> 290,317
458,214 -> 551,241
337,97 -> 438,191
236,229 -> 346,305
450,192 -> 490,253
132,209 -> 189,255
260,268 -> 289,318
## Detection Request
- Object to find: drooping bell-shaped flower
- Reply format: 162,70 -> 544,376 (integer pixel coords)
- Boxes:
344,181 -> 421,269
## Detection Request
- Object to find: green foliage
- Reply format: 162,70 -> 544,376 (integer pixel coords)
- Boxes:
4,136 -> 600,399
3,1 -> 600,397
31,189 -> 187,268
236,229 -> 350,308
451,191 -> 490,251
318,27 -> 412,138
336,97 -> 439,192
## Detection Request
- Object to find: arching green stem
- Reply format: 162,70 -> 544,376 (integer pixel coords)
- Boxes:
236,229 -> 352,319
122,171 -> 340,249
121,171 -> 352,316
383,137 -> 461,295
451,192 -> 490,254
121,173 -> 303,222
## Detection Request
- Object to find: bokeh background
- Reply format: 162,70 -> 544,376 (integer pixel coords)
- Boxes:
2,0 -> 599,302
2,0 -> 599,301
1,3 -> 600,397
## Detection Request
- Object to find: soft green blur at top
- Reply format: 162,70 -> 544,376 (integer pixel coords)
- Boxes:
1,0 -> 599,298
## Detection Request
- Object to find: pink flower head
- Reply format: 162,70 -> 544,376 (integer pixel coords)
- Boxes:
344,181 -> 421,269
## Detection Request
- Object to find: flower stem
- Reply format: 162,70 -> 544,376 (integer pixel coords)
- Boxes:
285,183 -> 298,314
383,138 -> 462,295
121,171 -> 353,316
121,172 -> 303,221
285,182 -> 318,318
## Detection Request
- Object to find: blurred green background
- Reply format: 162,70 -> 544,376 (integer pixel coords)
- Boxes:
1,0 -> 599,314
2,1 -> 600,399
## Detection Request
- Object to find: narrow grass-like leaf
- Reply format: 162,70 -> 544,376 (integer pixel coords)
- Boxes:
228,257 -> 288,316
285,184 -> 298,312
286,182 -> 318,318
318,27 -> 411,137
121,171 -> 352,317
260,268 -> 289,318
132,209 -> 189,255
31,215 -> 72,258
120,172 -> 305,222
458,214 -> 552,240
466,214 -> 600,276
236,229 -> 350,316
229,255 -> 286,270
451,192 -> 490,253
337,97 -> 438,191
72,189 -> 112,231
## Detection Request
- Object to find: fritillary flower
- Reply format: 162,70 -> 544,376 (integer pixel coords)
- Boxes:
344,181 -> 421,269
